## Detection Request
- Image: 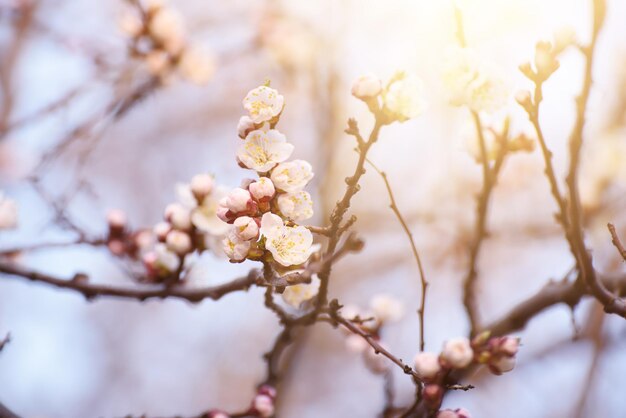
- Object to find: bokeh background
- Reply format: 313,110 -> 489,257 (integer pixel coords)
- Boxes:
1,0 -> 626,417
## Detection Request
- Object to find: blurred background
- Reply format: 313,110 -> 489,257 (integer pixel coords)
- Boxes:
1,0 -> 626,416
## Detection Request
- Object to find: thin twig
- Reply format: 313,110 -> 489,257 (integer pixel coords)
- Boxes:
366,157 -> 428,351
608,223 -> 626,262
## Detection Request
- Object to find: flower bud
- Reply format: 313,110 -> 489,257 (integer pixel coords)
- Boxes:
222,230 -> 251,262
351,74 -> 382,100
237,115 -> 256,139
153,221 -> 171,242
437,408 -> 471,418
414,352 -> 442,380
499,336 -> 520,356
107,209 -> 127,236
233,216 -> 259,241
370,294 -> 404,323
217,206 -> 232,223
257,385 -> 277,400
490,355 -> 516,375
165,230 -> 192,255
155,243 -> 180,273
164,203 -> 192,230
206,411 -> 229,418
249,177 -> 275,202
422,384 -> 443,410
190,174 -> 213,201
252,394 -> 274,418
224,188 -> 254,213
441,337 -> 474,369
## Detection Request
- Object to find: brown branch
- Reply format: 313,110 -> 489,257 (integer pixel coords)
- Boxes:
0,261 -> 261,303
0,401 -> 20,418
0,333 -> 10,352
608,223 -> 626,261
366,158 -> 429,352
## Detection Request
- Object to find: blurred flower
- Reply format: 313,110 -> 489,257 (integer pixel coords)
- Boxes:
352,74 -> 382,100
155,243 -> 180,272
370,294 -> 404,322
243,85 -> 284,123
383,73 -> 427,121
277,191 -> 313,221
282,276 -> 320,308
0,192 -> 18,230
237,124 -> 294,173
165,230 -> 192,255
441,337 -> 473,368
178,45 -> 216,85
164,202 -> 192,230
414,352 -> 441,380
149,6 -> 186,54
260,213 -> 313,266
345,334 -> 369,353
189,174 -> 214,201
438,408 -> 472,418
270,160 -> 314,193
237,116 -> 256,139
118,12 -> 142,37
363,344 -> 389,374
252,394 -> 274,418
422,384 -> 444,410
106,209 -> 127,231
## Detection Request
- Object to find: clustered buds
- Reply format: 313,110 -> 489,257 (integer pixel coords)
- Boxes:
136,174 -> 228,282
519,27 -> 577,84
0,191 -> 18,230
251,385 -> 276,418
219,84 -> 316,269
351,72 -> 426,123
412,333 -> 519,412
119,0 -> 215,84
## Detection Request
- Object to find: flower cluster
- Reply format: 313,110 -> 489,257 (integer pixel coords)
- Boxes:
351,72 -> 426,122
442,46 -> 508,113
0,191 -> 18,230
413,334 -> 519,411
218,84 -> 315,269
135,174 -> 228,281
119,0 -> 215,84
341,295 -> 405,374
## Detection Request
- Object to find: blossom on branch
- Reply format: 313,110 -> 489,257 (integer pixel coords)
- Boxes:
260,213 -> 313,267
237,124 -> 294,173
243,85 -> 285,123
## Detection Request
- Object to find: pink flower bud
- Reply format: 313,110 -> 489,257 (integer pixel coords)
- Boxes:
249,177 -> 275,202
437,408 -> 471,418
499,337 -> 520,356
490,355 -> 516,375
164,203 -> 192,230
422,384 -> 443,410
441,337 -> 474,369
252,394 -> 274,418
143,251 -> 158,277
225,188 -> 254,213
207,411 -> 229,418
237,115 -> 256,139
351,74 -> 382,100
414,352 -> 441,380
217,206 -> 233,223
153,221 -> 171,242
165,230 -> 192,255
106,209 -> 127,231
257,385 -> 276,400
233,216 -> 259,241
190,174 -> 213,200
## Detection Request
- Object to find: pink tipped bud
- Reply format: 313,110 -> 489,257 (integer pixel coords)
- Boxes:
414,352 -> 442,380
249,177 -> 275,202
351,74 -> 382,100
422,384 -> 443,410
165,230 -> 192,255
252,394 -> 274,418
224,188 -> 255,214
190,174 -> 213,200
153,222 -> 171,242
233,216 -> 259,241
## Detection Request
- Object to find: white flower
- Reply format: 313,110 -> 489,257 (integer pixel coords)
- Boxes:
237,125 -> 294,173
178,45 -> 215,85
237,115 -> 256,139
277,191 -> 313,221
441,337 -> 474,369
222,188 -> 253,213
370,294 -> 404,323
191,187 -> 230,236
249,177 -> 275,201
282,277 -> 320,308
233,216 -> 259,241
222,229 -> 251,261
351,74 -> 382,100
270,160 -> 314,193
0,192 -> 17,230
165,230 -> 192,255
164,203 -> 192,230
443,47 -> 507,113
260,213 -> 313,266
153,221 -> 171,241
189,174 -> 214,200
155,243 -> 180,272
253,394 -> 274,418
243,85 -> 284,123
149,7 -> 185,54
413,352 -> 441,380
145,50 -> 170,76
384,73 -> 426,121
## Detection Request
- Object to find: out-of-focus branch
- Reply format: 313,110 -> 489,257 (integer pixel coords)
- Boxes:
0,401 -> 20,418
0,261 -> 261,303
462,111 -> 508,336
366,157 -> 429,352
0,333 -> 10,352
